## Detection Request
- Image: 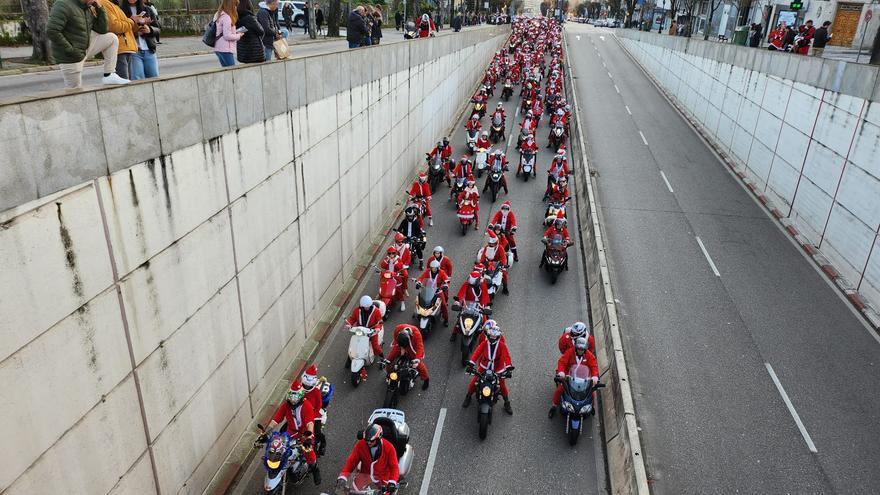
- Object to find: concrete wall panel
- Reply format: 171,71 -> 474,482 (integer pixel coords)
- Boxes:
301,132 -> 341,208
261,62 -> 288,119
233,65 -> 266,127
154,77 -> 204,154
98,84 -> 162,173
0,105 -> 36,210
107,452 -> 158,495
197,70 -> 237,140
244,281 -> 305,397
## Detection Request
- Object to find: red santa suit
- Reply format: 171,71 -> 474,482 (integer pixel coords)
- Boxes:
381,252 -> 409,293
490,203 -> 518,256
552,348 -> 598,405
430,254 -> 454,279
477,233 -> 508,285
386,324 -> 429,380
467,338 -> 513,397
548,183 -> 570,204
455,277 -> 491,307
491,109 -> 506,123
416,267 -> 450,321
408,180 -> 432,218
345,303 -> 385,357
558,331 -> 596,356
475,136 -> 491,150
416,14 -> 435,38
543,224 -> 571,245
457,186 -> 480,227
452,161 -> 474,181
465,119 -> 482,132
339,438 -> 400,488
271,397 -> 318,465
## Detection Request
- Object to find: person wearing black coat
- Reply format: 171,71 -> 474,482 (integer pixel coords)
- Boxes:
346,6 -> 368,48
371,9 -> 382,44
257,0 -> 281,60
236,0 -> 265,63
452,14 -> 462,32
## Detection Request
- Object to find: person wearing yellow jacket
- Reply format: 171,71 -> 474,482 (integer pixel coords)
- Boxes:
98,0 -> 142,79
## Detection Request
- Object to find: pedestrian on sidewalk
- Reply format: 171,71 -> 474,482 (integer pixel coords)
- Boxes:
363,6 -> 374,45
371,7 -> 383,45
120,0 -> 160,80
667,19 -> 676,35
236,0 -> 265,63
282,1 -> 293,31
452,12 -> 462,32
213,0 -> 242,67
811,21 -> 831,57
302,2 -> 310,34
315,5 -> 324,35
144,0 -> 160,43
395,10 -> 403,30
748,22 -> 762,47
47,0 -> 130,87
97,0 -> 137,80
346,5 -> 368,48
257,0 -> 281,61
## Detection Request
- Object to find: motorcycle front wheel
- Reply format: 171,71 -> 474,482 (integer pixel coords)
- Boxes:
568,421 -> 581,446
478,411 -> 490,439
351,371 -> 361,387
523,172 -> 530,182
383,388 -> 397,408
460,223 -> 468,236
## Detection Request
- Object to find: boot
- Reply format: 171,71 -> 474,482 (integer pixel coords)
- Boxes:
503,398 -> 513,415
513,249 -> 519,262
310,465 -> 322,485
422,379 -> 430,390
443,318 -> 449,327
502,283 -> 509,295
449,331 -> 457,342
548,405 -> 557,418
462,393 -> 472,408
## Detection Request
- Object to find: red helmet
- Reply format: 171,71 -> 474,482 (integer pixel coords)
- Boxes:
387,246 -> 398,255
394,232 -> 405,243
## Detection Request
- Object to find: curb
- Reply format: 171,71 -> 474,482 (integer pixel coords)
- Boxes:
613,32 -> 880,336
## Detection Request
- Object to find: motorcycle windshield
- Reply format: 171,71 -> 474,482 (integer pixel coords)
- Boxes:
550,234 -> 565,249
462,301 -> 481,315
493,116 -> 502,126
568,364 -> 592,401
491,162 -> 503,172
420,286 -> 436,306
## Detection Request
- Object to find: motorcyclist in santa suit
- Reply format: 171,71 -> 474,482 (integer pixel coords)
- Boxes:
345,295 -> 385,359
463,320 -> 514,414
429,246 -> 454,279
408,172 -> 433,226
549,336 -> 598,418
490,200 -> 518,262
558,321 -> 595,356
477,231 -> 510,295
416,259 -> 450,326
336,423 -> 400,494
451,270 -> 491,341
263,379 -> 322,485
385,324 -> 430,390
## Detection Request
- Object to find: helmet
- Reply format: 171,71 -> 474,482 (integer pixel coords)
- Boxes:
436,140 -> 442,147
484,320 -> 501,341
467,179 -> 476,187
556,108 -> 564,116
494,149 -> 503,156
359,295 -> 373,309
492,223 -> 503,232
501,200 -> 511,210
405,206 -> 418,218
481,130 -> 489,137
559,177 -> 568,186
468,270 -> 481,284
554,216 -> 566,227
364,423 -> 383,447
433,246 -> 444,256
497,102 -> 503,108
471,114 -> 479,120
301,364 -> 319,390
396,328 -> 411,347
565,104 -> 572,111
442,137 -> 449,145
570,322 -> 588,337
394,232 -> 405,243
574,336 -> 588,352
287,380 -> 305,405
418,172 -> 427,183
386,246 -> 398,255
526,110 -> 534,118
487,232 -> 498,245
429,259 -> 440,270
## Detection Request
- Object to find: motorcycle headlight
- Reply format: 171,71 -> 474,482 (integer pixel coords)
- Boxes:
481,386 -> 492,397
580,404 -> 592,414
562,402 -> 575,412
266,458 -> 281,470
389,372 -> 398,381
464,318 -> 474,330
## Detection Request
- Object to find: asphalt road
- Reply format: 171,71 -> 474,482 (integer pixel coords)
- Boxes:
0,26 -> 483,103
566,23 -> 880,494
227,51 -> 605,493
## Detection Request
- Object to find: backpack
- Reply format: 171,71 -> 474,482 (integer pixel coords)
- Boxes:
202,15 -> 220,47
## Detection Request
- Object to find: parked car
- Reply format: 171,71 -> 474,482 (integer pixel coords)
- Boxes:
277,1 -> 307,28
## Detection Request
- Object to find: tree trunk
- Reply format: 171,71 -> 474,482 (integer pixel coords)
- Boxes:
24,0 -> 53,64
327,0 -> 341,37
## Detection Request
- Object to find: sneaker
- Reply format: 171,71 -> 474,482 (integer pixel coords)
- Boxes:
400,301 -> 406,312
102,73 -> 130,85
429,217 -> 434,226
504,399 -> 513,415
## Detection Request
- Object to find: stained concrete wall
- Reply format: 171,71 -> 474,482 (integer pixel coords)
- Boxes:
0,27 -> 508,495
617,30 -> 880,312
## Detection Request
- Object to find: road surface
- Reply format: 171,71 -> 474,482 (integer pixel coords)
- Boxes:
566,23 -> 880,494
227,47 -> 605,494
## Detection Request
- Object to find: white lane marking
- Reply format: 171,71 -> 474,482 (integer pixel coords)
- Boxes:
660,171 -> 674,193
576,35 -> 581,40
695,236 -> 721,277
625,105 -> 632,115
639,131 -> 648,146
515,105 -> 520,118
599,35 -> 606,41
602,61 -> 607,68
765,363 -> 818,453
607,71 -> 613,79
614,84 -> 620,94
419,408 -> 448,495
507,133 -> 514,148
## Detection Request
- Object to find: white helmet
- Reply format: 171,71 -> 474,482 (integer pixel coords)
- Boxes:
429,259 -> 441,269
359,295 -> 373,309
574,336 -> 588,352
433,246 -> 444,255
569,322 -> 588,337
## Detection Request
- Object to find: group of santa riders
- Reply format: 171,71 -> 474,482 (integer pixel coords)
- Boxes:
255,18 -> 601,495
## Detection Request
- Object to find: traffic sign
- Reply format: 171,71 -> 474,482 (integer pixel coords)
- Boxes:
866,9 -> 873,23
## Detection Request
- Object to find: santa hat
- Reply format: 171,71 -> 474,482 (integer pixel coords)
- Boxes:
501,200 -> 511,209
487,231 -> 498,244
468,271 -> 481,284
302,364 -> 318,388
556,211 -> 565,219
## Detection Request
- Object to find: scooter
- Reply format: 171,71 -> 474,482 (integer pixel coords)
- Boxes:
487,162 -> 505,203
548,122 -> 566,150
466,129 -> 478,154
425,152 -> 446,192
253,428 -> 313,493
553,365 -> 605,445
457,199 -> 476,236
347,314 -> 385,387
501,81 -> 513,101
489,114 -> 505,143
406,234 -> 426,269
376,268 -> 402,317
451,300 -> 491,366
473,99 -> 486,119
521,96 -> 533,113
450,175 -> 467,201
382,356 -> 418,408
542,233 -> 570,284
336,409 -> 414,494
518,151 -> 535,181
413,278 -> 443,335
482,262 -> 504,301
474,148 -> 489,178
466,366 -> 514,440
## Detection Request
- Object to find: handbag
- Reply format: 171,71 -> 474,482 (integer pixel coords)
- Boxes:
273,38 -> 290,59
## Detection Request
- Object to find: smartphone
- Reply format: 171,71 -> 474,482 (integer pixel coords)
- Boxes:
236,26 -> 248,33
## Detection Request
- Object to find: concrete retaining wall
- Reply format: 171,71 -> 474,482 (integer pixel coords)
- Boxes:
617,29 -> 880,318
563,38 -> 650,495
0,27 -> 508,495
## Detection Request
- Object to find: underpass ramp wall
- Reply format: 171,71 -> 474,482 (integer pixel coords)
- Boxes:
616,29 -> 880,316
0,28 -> 508,495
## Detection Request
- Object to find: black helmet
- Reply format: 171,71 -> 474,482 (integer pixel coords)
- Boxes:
396,329 -> 411,347
405,206 -> 417,218
364,423 -> 383,447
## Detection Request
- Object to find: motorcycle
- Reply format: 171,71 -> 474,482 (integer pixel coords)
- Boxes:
382,356 -> 418,408
376,268 -> 402,316
487,161 -> 505,203
521,96 -> 532,113
542,233 -> 570,284
450,175 -> 467,200
406,234 -> 426,269
466,129 -> 478,154
456,199 -> 476,236
466,366 -> 514,440
489,114 -> 505,143
337,409 -> 414,494
474,148 -> 489,178
451,301 -> 491,366
482,262 -> 504,301
553,365 -> 605,445
516,127 -> 531,150
518,151 -> 535,181
347,320 -> 385,386
403,21 -> 417,40
425,153 -> 446,192
413,278 -> 443,335
501,82 -> 513,101
473,99 -> 486,119
253,428 -> 313,492
544,200 -> 568,226
549,122 -> 566,150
